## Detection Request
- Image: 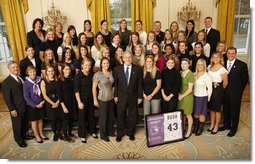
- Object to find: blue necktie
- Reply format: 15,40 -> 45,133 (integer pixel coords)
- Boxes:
125,67 -> 129,85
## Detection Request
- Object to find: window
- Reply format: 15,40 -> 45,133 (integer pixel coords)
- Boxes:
234,0 -> 250,55
0,8 -> 12,62
109,0 -> 131,32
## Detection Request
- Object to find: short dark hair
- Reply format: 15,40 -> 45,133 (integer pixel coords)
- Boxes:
205,17 -> 213,21
32,18 -> 44,29
227,47 -> 237,53
100,20 -> 108,25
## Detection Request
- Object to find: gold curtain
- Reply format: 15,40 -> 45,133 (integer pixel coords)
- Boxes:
0,0 -> 27,62
86,0 -> 111,34
21,0 -> 29,13
131,0 -> 156,32
217,0 -> 236,47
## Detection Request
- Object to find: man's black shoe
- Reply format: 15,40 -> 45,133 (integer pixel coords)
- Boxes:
24,135 -> 35,140
116,136 -> 122,142
129,135 -> 135,141
218,126 -> 231,131
227,131 -> 236,137
17,141 -> 27,148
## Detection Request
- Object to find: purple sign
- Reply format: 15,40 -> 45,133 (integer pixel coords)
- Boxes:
146,110 -> 184,147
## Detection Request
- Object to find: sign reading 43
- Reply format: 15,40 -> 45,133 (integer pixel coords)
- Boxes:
168,122 -> 178,131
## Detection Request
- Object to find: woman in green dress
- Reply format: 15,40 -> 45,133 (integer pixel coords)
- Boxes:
178,58 -> 194,139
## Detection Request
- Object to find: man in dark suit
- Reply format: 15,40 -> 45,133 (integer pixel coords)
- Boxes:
203,17 -> 220,58
2,61 -> 33,147
20,45 -> 41,80
113,51 -> 143,142
219,47 -> 249,137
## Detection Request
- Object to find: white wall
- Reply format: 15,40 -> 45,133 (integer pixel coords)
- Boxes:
24,0 -> 90,33
154,0 -> 218,31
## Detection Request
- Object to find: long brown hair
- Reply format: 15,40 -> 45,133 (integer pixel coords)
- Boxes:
44,65 -> 57,82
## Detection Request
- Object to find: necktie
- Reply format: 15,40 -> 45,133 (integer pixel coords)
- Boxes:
17,77 -> 21,84
125,67 -> 129,85
227,62 -> 232,72
205,29 -> 208,34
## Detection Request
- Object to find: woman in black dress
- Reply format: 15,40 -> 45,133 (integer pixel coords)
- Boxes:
74,58 -> 98,143
161,56 -> 181,113
41,65 -> 64,141
59,63 -> 77,142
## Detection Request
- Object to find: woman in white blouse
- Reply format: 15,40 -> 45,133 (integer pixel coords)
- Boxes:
135,20 -> 147,46
207,52 -> 228,134
91,32 -> 106,62
193,59 -> 212,136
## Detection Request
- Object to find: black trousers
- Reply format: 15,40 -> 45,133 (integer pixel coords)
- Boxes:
116,102 -> 137,137
10,111 -> 27,144
223,90 -> 243,133
78,100 -> 96,138
98,99 -> 114,139
161,98 -> 178,113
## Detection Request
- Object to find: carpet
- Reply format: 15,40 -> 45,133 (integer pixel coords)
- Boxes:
0,102 -> 250,160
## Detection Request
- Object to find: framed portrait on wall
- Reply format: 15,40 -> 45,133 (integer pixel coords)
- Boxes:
145,110 -> 184,147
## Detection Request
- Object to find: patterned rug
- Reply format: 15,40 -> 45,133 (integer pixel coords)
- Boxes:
0,102 -> 250,160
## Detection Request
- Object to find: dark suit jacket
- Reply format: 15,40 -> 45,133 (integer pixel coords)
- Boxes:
19,56 -> 42,79
27,30 -> 46,58
225,59 -> 249,99
204,28 -> 220,57
113,64 -> 143,106
2,75 -> 26,113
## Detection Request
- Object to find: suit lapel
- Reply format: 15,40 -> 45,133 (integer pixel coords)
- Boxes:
121,65 -> 128,87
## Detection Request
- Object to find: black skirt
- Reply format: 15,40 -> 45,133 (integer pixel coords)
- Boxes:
28,106 -> 45,121
208,83 -> 224,112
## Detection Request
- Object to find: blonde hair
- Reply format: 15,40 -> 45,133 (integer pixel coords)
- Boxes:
99,46 -> 110,60
45,28 -> 55,42
146,31 -> 156,45
134,44 -> 145,67
195,58 -> 207,76
210,52 -> 224,67
44,49 -> 56,66
143,55 -> 157,79
61,32 -> 74,47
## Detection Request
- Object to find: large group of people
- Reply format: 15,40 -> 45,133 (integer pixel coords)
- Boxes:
2,16 -> 249,148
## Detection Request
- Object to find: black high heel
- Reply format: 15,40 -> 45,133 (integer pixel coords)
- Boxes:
81,138 -> 87,143
207,127 -> 214,132
36,139 -> 43,143
185,133 -> 192,139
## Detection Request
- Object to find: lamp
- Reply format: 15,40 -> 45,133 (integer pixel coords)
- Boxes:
177,0 -> 201,29
42,1 -> 67,28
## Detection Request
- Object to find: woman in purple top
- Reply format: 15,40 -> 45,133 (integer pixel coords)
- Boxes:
23,65 -> 48,143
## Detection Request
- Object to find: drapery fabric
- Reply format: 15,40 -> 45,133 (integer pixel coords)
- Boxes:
21,0 -> 29,13
217,0 -> 236,47
0,0 -> 27,61
131,0 -> 156,32
86,0 -> 111,34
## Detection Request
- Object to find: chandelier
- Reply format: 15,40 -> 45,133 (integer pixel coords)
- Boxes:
177,0 -> 201,28
42,2 -> 67,28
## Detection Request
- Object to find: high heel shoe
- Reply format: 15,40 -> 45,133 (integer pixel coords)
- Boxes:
207,127 -> 214,132
91,133 -> 98,139
81,138 -> 87,143
211,128 -> 219,135
41,136 -> 49,140
184,133 -> 192,139
36,138 -> 43,143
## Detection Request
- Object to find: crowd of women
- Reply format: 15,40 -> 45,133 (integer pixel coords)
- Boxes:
4,16 -> 248,147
